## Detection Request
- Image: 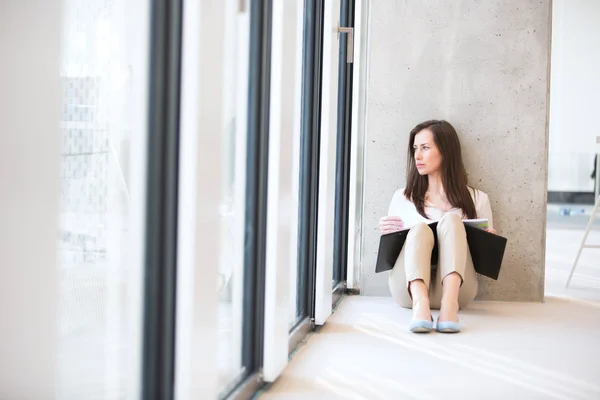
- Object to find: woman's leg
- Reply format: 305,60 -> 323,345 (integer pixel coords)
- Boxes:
429,213 -> 478,323
388,222 -> 435,321
388,254 -> 412,308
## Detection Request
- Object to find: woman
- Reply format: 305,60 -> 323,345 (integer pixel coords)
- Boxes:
379,120 -> 496,334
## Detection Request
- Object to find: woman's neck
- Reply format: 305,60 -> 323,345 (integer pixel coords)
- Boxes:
427,172 -> 444,196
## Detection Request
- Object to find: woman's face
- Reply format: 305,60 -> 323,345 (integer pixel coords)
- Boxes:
413,128 -> 442,176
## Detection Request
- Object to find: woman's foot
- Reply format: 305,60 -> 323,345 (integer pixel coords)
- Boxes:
409,280 -> 432,321
437,299 -> 461,333
410,300 -> 433,332
409,318 -> 434,333
412,299 -> 432,322
438,299 -> 459,323
436,318 -> 461,333
408,280 -> 433,332
434,272 -> 463,333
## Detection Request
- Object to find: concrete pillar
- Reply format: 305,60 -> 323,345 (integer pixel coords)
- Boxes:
360,0 -> 551,301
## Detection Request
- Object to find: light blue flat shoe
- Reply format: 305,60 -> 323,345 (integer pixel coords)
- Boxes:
436,319 -> 461,333
409,318 -> 434,333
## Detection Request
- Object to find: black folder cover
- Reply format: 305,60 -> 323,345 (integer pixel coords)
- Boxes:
374,223 -> 507,280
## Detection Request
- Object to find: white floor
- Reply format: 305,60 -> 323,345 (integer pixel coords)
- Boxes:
259,228 -> 600,400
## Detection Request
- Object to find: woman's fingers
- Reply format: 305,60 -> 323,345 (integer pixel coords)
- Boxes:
379,219 -> 404,226
380,216 -> 403,223
379,216 -> 404,235
379,222 -> 404,229
379,224 -> 403,233
379,217 -> 404,226
380,225 -> 405,235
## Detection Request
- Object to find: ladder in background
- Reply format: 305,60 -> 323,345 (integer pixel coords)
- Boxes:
566,137 -> 600,288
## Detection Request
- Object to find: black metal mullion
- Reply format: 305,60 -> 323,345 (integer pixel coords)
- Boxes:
341,0 -> 355,283
296,0 -> 311,319
298,0 -> 315,321
333,0 -> 355,284
343,0 -> 356,282
242,0 -> 272,372
333,0 -> 347,285
297,0 -> 324,321
141,0 -> 183,399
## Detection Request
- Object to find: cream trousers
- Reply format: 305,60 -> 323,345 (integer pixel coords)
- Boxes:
388,213 -> 478,309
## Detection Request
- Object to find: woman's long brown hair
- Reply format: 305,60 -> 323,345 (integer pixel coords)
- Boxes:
404,120 -> 477,219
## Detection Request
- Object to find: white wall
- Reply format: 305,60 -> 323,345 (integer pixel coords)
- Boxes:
548,0 -> 600,193
0,1 -> 61,398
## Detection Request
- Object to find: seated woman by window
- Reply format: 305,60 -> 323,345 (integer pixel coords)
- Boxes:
379,120 -> 497,334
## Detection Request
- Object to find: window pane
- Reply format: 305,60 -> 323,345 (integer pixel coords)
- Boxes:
175,1 -> 250,396
287,0 -> 305,329
295,0 -> 322,326
218,0 -> 250,392
57,0 -> 148,398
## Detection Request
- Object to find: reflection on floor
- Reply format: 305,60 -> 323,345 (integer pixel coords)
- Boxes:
259,228 -> 600,400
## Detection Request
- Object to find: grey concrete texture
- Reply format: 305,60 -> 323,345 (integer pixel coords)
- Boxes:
361,0 -> 551,301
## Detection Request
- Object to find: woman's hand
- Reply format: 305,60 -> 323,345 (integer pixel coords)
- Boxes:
486,228 -> 497,234
379,216 -> 405,235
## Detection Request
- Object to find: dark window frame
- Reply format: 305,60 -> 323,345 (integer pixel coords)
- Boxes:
333,0 -> 356,285
296,0 -> 325,326
223,0 -> 274,398
141,1 -> 183,399
241,0 -> 272,376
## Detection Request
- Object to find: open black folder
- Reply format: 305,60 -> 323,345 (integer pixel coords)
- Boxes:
375,222 -> 507,280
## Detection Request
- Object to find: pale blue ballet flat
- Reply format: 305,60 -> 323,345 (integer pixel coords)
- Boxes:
436,319 -> 461,333
409,318 -> 434,333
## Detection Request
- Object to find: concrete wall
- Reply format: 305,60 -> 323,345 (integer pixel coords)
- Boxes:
360,0 -> 551,301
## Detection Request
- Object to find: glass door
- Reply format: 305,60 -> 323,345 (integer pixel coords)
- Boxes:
314,0 -> 355,325
58,0 -> 149,397
333,0 -> 355,287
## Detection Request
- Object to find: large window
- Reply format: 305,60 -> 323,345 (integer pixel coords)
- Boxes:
57,0 -> 149,398
2,0 -> 357,398
175,0 -> 271,399
296,0 -> 325,329
216,0 -> 251,390
333,0 -> 355,287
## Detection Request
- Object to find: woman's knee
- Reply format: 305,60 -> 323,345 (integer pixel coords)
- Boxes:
437,212 -> 466,238
406,222 -> 434,245
439,212 -> 462,225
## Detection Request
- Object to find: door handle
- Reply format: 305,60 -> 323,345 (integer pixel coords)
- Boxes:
337,25 -> 354,64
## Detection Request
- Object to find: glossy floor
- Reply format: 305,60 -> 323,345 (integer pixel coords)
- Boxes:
259,228 -> 600,400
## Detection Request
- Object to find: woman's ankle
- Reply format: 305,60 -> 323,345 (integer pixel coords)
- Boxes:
408,279 -> 431,320
439,298 -> 459,322
412,298 -> 432,321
